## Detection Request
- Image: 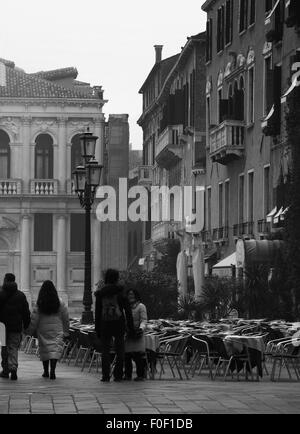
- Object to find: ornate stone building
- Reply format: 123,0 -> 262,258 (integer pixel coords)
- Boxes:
0,59 -> 106,312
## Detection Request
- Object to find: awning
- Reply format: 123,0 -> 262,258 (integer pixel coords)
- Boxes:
267,206 -> 277,223
238,240 -> 284,267
262,105 -> 275,128
265,0 -> 281,25
274,207 -> 284,224
213,253 -> 236,270
281,76 -> 299,104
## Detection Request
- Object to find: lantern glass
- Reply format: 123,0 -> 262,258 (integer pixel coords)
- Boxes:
73,166 -> 86,193
80,132 -> 98,161
87,161 -> 103,187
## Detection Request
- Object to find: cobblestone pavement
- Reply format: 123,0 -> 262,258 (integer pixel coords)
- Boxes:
0,353 -> 299,414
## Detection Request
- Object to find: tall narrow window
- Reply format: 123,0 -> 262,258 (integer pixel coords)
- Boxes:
0,130 -> 10,179
265,0 -> 273,13
248,172 -> 254,222
228,85 -> 233,118
264,166 -> 271,215
239,0 -> 248,33
217,6 -> 225,52
207,187 -> 212,232
249,0 -> 256,25
239,175 -> 245,224
34,214 -> 53,252
206,19 -> 213,62
71,135 -> 83,175
218,89 -> 223,124
225,0 -> 233,45
35,134 -> 54,179
264,56 -> 273,116
207,96 -> 211,129
70,214 -> 85,252
239,76 -> 245,121
248,67 -> 255,124
219,183 -> 223,229
225,181 -> 230,228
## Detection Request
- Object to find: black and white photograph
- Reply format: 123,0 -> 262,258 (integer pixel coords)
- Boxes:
0,0 -> 300,423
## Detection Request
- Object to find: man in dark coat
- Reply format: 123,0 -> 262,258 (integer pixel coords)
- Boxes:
95,269 -> 134,382
0,274 -> 31,380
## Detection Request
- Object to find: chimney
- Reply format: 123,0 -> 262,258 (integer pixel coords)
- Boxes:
154,45 -> 163,63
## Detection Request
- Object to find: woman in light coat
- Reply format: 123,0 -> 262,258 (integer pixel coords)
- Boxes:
27,281 -> 69,380
124,289 -> 148,381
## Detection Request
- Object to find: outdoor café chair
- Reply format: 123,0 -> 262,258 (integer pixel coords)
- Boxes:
74,331 -> 92,372
157,335 -> 190,380
66,329 -> 80,365
270,339 -> 300,381
216,338 -> 259,381
189,336 -> 220,379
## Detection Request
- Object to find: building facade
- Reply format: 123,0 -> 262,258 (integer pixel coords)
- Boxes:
0,60 -> 107,312
202,0 -> 300,269
138,36 -> 207,268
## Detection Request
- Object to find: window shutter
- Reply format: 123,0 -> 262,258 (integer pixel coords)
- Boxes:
220,99 -> 229,122
266,68 -> 274,114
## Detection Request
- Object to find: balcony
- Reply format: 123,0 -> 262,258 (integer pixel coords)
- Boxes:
258,219 -> 271,235
213,227 -> 229,244
66,179 -> 77,195
233,222 -> 254,238
0,180 -> 22,195
210,120 -> 245,165
138,166 -> 153,186
30,180 -> 59,196
156,125 -> 184,169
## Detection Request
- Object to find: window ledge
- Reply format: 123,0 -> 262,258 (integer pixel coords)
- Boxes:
246,123 -> 255,130
217,49 -> 224,56
239,29 -> 247,37
205,60 -> 212,66
248,23 -> 256,30
225,42 -> 232,49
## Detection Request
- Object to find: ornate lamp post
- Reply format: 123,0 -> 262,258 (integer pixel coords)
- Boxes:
73,130 -> 103,324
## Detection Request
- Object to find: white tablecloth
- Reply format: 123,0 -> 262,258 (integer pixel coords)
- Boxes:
224,335 -> 265,355
145,334 -> 160,352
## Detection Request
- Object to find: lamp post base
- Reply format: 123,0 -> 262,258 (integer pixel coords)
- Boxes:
81,310 -> 94,325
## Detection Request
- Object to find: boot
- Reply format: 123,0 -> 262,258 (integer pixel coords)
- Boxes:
50,359 -> 57,380
0,371 -> 9,379
42,361 -> 49,378
10,371 -> 18,381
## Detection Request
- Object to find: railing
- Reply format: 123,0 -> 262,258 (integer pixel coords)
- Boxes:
213,227 -> 229,242
138,166 -> 153,185
202,230 -> 212,243
258,219 -> 271,234
210,120 -> 245,154
156,125 -> 184,158
234,222 -> 254,237
0,180 -> 22,195
30,180 -> 59,195
66,179 -> 77,195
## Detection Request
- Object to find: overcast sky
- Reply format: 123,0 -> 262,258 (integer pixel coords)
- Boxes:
0,0 -> 207,149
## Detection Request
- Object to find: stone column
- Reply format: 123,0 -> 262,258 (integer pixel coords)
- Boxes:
58,117 -> 67,194
20,214 -> 31,305
22,117 -> 32,194
56,215 -> 67,301
92,214 -> 102,288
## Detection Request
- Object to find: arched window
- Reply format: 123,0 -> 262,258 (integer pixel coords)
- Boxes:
35,134 -> 54,179
0,130 -> 10,179
71,134 -> 83,175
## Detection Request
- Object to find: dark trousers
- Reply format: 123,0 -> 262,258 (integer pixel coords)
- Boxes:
125,352 -> 146,379
101,324 -> 125,380
1,332 -> 22,373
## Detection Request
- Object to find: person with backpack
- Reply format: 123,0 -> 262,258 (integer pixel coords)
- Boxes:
0,274 -> 31,381
26,280 -> 69,380
95,269 -> 134,383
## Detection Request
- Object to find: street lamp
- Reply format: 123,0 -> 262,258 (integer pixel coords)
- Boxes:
73,130 -> 103,325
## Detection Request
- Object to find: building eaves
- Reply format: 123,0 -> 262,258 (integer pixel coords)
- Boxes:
139,54 -> 180,94
202,0 -> 218,12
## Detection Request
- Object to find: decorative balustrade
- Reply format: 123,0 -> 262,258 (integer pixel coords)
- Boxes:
0,180 -> 22,195
258,219 -> 271,234
234,222 -> 254,238
66,179 -> 77,195
156,125 -> 184,159
30,180 -> 59,196
210,120 -> 245,165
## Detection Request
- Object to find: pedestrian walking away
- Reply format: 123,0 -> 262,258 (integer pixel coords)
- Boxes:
124,289 -> 148,382
26,281 -> 69,380
95,269 -> 134,383
0,274 -> 31,381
